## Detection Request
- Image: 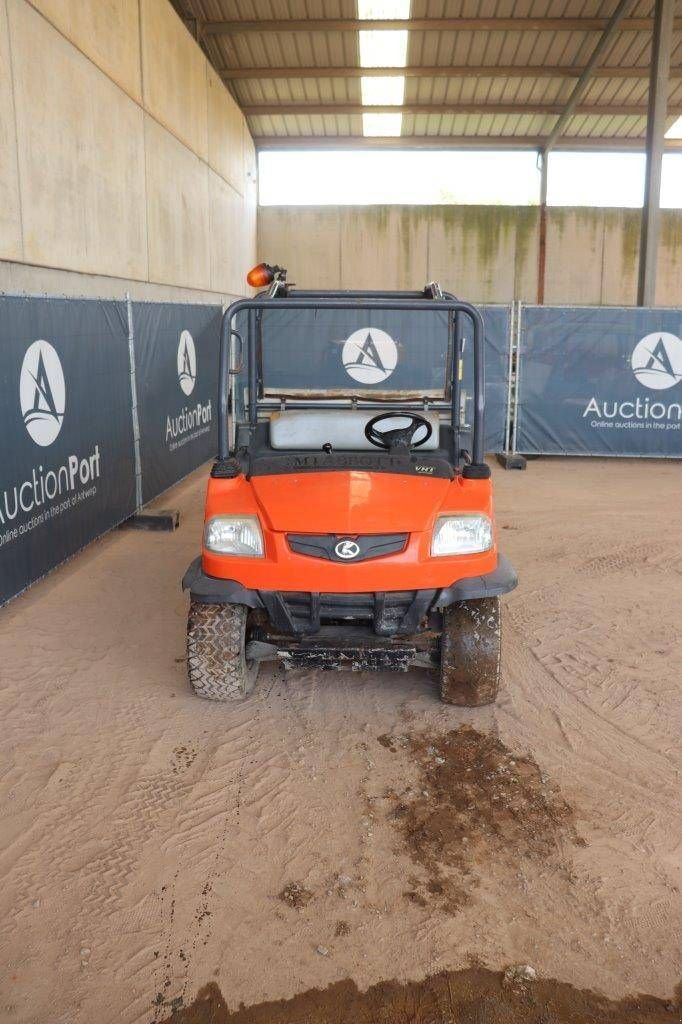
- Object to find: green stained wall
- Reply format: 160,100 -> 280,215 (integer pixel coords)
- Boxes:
258,205 -> 682,306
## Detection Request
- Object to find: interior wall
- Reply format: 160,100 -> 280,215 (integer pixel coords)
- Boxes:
258,205 -> 682,306
0,0 -> 256,302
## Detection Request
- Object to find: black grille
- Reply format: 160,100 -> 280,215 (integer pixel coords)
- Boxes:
288,533 -> 407,562
258,588 -> 437,637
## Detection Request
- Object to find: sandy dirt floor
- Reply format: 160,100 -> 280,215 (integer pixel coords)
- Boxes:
1,458 -> 680,1023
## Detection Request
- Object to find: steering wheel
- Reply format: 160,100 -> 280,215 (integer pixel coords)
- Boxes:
364,412 -> 433,451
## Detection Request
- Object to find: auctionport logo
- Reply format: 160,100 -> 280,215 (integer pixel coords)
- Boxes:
1,339 -> 101,542
177,330 -> 197,396
20,340 -> 65,446
342,328 -> 398,384
167,331 -> 211,449
583,329 -> 682,431
631,332 -> 682,391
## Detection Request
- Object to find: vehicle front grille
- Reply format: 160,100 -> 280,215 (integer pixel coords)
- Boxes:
258,588 -> 438,637
287,533 -> 408,562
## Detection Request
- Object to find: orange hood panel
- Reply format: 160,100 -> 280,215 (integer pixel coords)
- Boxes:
251,471 -> 451,534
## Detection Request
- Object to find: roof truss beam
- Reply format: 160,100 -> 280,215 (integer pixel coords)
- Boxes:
254,135 -> 682,151
202,16 -> 682,34
542,0 -> 640,154
243,102 -> 681,118
220,64 -> 682,81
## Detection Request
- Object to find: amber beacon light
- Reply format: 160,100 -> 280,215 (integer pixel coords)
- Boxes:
246,263 -> 276,288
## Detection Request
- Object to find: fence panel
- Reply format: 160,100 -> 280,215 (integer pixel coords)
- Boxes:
515,306 -> 682,458
132,302 -> 222,504
0,296 -> 136,605
461,304 -> 512,454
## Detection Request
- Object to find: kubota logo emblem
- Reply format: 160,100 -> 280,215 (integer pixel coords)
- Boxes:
342,328 -> 398,384
335,539 -> 360,560
20,340 -> 66,447
631,332 -> 682,391
177,330 -> 196,396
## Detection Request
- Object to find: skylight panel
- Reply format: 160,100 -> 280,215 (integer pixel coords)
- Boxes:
362,113 -> 404,136
357,0 -> 410,17
361,76 -> 405,105
358,0 -> 409,137
359,29 -> 408,68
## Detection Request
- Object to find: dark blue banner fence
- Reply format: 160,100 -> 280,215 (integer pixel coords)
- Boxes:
515,306 -> 682,458
132,302 -> 222,504
2,295 -> 680,606
1,295 -> 223,605
0,297 -> 136,605
463,304 -> 511,455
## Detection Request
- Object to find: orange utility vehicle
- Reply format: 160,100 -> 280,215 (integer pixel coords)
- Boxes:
182,266 -> 517,705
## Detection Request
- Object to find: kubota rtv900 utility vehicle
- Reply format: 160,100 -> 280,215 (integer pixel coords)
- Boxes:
182,266 -> 517,705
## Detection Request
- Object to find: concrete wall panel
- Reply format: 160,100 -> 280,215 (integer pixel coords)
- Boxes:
207,64 -> 244,194
0,258 -> 241,303
27,0 -> 142,102
427,207 -> 538,301
145,116 -> 210,291
10,0 -> 147,279
0,0 -> 22,261
259,206 -> 538,300
599,209 -> 641,306
656,215 -> 682,307
259,208 -> 341,286
2,0 -> 256,300
243,130 -> 258,264
260,205 -> 681,306
209,163 -> 257,294
209,170 -> 243,295
140,0 -> 208,161
544,208 -> 604,305
339,207 -> 429,291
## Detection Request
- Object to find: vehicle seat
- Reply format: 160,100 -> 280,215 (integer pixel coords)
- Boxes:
269,409 -> 440,451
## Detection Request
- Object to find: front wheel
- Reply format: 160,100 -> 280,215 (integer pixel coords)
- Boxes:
439,597 -> 501,706
186,601 -> 259,701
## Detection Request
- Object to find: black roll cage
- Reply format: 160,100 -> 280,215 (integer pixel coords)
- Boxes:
218,288 -> 486,468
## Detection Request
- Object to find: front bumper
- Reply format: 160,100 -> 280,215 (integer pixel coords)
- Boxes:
182,555 -> 517,637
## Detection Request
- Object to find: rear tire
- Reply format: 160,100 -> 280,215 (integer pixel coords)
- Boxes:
439,597 -> 501,706
187,601 -> 259,702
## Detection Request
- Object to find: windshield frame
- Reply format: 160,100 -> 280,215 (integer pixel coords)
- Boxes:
220,291 -> 486,467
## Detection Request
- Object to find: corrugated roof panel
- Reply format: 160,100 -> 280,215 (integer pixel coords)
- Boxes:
403,110 -> 552,137
669,79 -> 682,104
247,112 -> 366,137
172,0 -> 682,144
564,112 -> 647,138
235,76 -> 361,105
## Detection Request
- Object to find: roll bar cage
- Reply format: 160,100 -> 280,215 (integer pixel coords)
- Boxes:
218,288 -> 486,468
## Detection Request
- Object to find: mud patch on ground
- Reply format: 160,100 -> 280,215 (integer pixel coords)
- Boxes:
159,968 -> 679,1023
278,882 -> 314,910
171,746 -> 197,774
383,726 -> 582,912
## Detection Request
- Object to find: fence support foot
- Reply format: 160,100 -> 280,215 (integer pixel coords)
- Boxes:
496,453 -> 527,471
121,509 -> 180,532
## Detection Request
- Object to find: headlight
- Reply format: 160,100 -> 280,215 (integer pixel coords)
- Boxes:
431,515 -> 492,556
204,515 -> 264,557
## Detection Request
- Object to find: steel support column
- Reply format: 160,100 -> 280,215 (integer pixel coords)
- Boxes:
537,154 -> 548,304
637,0 -> 675,306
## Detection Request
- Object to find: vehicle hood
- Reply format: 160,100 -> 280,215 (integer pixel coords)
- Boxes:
251,471 -> 451,534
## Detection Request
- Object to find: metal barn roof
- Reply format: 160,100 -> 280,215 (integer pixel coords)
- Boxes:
170,0 -> 682,150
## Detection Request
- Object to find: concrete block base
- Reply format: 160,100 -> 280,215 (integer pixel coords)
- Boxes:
496,452 -> 528,471
121,509 -> 180,532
